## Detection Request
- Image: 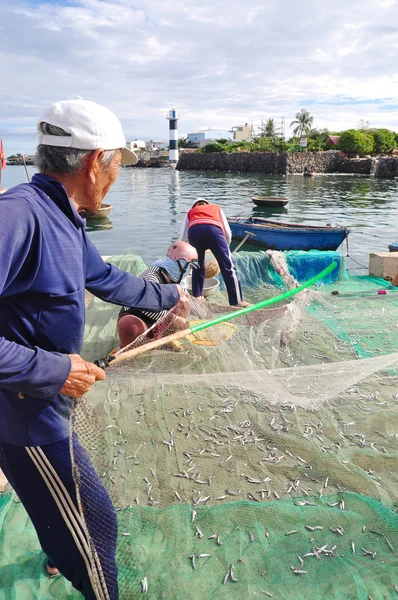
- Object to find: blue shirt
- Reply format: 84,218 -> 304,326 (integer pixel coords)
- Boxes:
0,174 -> 179,446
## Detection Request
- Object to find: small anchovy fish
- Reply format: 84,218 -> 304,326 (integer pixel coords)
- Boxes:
122,532 -> 130,536
386,538 -> 395,553
195,526 -> 204,538
298,556 -> 304,567
223,570 -> 230,585
261,592 -> 272,598
141,577 -> 148,593
189,554 -> 196,569
285,530 -> 299,536
198,554 -> 211,558
362,548 -> 377,559
330,527 -> 344,535
208,533 -> 217,539
351,541 -> 355,554
291,567 -> 308,575
229,564 -> 238,583
217,535 -> 222,546
305,526 -> 323,531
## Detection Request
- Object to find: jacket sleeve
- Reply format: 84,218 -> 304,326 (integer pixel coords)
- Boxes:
179,216 -> 189,242
0,195 -> 72,399
0,339 -> 71,399
85,237 -> 180,310
220,210 -> 232,245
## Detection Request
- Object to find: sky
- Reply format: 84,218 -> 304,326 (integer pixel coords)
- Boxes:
1,0 -> 398,154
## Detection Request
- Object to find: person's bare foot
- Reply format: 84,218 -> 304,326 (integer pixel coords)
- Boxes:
233,301 -> 250,308
391,273 -> 398,287
46,563 -> 60,577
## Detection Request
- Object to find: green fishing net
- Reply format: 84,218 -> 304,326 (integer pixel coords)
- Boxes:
1,252 -> 398,600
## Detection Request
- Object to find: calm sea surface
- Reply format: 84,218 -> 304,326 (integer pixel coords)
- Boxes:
2,165 -> 398,272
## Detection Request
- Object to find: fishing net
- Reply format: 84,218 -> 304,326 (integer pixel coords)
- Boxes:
2,251 -> 398,600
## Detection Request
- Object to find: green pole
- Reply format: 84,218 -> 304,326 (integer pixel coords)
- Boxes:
190,261 -> 337,334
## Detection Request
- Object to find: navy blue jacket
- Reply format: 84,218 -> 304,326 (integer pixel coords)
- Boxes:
0,174 -> 179,446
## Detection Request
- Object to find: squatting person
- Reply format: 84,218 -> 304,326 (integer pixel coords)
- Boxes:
0,98 -> 189,600
117,240 -> 205,349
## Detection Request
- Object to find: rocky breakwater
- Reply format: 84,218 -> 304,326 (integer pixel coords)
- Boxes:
177,151 -> 287,174
286,151 -> 374,175
374,157 -> 398,178
135,155 -> 169,168
177,151 -> 398,177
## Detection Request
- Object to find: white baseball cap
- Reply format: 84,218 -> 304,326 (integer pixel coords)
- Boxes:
37,98 -> 138,166
193,197 -> 209,206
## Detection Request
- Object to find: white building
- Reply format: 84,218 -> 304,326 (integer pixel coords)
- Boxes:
187,129 -> 234,147
126,140 -> 145,151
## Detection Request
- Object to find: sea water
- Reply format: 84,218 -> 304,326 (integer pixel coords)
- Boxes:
2,165 -> 397,269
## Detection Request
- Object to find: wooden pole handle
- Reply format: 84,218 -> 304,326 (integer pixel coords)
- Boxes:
109,327 -> 192,367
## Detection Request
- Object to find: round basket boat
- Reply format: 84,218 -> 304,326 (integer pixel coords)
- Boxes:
81,203 -> 112,219
388,242 -> 398,252
251,196 -> 288,207
184,276 -> 220,298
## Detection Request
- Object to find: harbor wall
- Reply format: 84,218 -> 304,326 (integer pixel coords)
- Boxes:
177,151 -> 395,177
177,151 -> 286,174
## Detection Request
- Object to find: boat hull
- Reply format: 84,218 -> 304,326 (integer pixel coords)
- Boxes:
81,203 -> 112,219
228,218 -> 350,251
251,196 -> 289,207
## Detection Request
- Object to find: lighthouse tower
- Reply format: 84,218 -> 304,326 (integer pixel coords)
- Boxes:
167,108 -> 179,165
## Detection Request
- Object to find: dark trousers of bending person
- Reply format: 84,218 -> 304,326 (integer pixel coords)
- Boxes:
188,223 -> 243,306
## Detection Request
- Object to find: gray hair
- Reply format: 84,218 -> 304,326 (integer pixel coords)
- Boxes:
35,122 -> 118,174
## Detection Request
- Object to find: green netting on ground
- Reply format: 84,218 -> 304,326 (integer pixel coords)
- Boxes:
309,273 -> 398,359
2,252 -> 398,600
2,491 -> 398,600
0,492 -> 81,599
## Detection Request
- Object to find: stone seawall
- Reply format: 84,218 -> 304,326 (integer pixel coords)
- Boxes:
177,151 -> 397,177
177,152 -> 286,174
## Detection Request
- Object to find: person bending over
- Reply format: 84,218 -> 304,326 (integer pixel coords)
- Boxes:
180,198 -> 248,308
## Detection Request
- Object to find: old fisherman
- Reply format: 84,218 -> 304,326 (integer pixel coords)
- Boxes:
0,98 -> 189,600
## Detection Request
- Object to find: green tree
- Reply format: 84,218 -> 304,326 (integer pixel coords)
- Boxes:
290,109 -> 314,139
178,137 -> 192,148
201,142 -> 225,153
369,128 -> 396,154
258,118 -> 278,143
338,130 -> 375,154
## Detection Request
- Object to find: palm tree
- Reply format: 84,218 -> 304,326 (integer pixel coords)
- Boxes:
290,109 -> 314,139
258,118 -> 278,142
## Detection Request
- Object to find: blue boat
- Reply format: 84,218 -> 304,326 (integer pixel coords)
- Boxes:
228,216 -> 351,251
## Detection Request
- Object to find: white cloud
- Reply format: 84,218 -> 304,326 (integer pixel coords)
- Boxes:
1,0 -> 398,153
